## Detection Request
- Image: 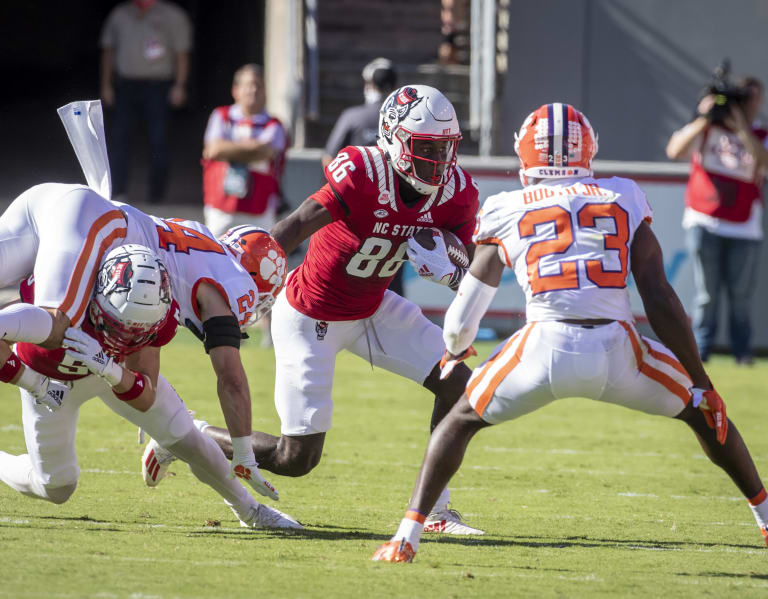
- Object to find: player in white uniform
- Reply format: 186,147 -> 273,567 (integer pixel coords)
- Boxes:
0,244 -> 298,528
373,103 -> 768,562
0,181 -> 290,514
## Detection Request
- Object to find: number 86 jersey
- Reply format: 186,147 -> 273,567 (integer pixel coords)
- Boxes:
286,145 -> 479,321
474,176 -> 653,322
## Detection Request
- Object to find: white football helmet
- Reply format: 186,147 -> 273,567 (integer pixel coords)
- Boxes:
378,84 -> 461,195
90,244 -> 172,357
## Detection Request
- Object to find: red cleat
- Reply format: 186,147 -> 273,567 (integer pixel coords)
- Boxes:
761,525 -> 768,547
371,539 -> 416,563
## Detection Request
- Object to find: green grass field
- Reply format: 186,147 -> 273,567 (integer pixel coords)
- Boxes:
1,328 -> 767,598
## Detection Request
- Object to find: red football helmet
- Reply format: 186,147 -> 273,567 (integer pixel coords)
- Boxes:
514,103 -> 598,186
219,225 -> 287,327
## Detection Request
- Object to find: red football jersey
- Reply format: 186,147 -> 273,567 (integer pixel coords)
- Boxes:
286,145 -> 479,320
15,276 -> 180,381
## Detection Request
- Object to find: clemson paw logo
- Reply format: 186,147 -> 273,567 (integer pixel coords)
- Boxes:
234,464 -> 251,479
259,250 -> 287,287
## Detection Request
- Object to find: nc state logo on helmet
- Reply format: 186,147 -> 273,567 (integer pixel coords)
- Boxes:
377,84 -> 462,195
219,225 -> 287,328
90,244 -> 172,358
514,102 -> 598,186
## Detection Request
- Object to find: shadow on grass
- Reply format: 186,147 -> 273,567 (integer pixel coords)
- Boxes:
677,571 -> 768,581
5,515 -> 762,553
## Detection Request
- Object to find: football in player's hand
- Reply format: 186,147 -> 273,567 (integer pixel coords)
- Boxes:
410,227 -> 470,269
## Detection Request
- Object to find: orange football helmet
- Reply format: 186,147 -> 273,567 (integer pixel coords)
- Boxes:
219,225 -> 287,326
514,103 -> 598,186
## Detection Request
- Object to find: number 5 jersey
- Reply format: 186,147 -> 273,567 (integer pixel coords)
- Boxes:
474,176 -> 653,322
285,145 -> 480,321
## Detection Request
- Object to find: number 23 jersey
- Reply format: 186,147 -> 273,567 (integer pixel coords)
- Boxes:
286,145 -> 480,321
474,176 -> 653,322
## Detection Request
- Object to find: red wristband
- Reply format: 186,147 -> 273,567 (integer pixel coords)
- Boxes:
0,352 -> 23,383
113,371 -> 146,401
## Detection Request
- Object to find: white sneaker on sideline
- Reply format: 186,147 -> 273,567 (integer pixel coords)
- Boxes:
423,505 -> 485,535
239,504 -> 303,530
142,439 -> 177,487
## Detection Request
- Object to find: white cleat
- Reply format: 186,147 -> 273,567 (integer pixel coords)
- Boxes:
239,504 -> 303,530
423,505 -> 485,535
142,439 -> 177,487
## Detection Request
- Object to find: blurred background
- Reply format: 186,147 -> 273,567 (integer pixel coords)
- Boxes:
2,0 -> 768,349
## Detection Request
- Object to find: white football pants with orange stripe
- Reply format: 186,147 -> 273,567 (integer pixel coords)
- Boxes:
0,372 -> 260,519
467,321 -> 692,423
0,184 -> 126,326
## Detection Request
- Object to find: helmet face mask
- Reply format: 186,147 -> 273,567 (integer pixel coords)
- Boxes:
378,85 -> 461,195
218,225 -> 287,328
90,244 -> 172,358
514,102 -> 598,186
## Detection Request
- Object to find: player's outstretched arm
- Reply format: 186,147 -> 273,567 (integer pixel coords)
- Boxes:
439,244 -> 504,379
196,283 -> 252,439
195,282 -> 279,500
270,197 -> 333,255
632,222 -> 729,443
631,222 -> 709,388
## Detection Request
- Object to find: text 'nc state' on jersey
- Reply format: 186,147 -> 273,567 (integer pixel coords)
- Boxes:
371,222 -> 429,238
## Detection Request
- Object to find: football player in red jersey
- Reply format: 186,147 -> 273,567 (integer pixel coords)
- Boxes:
160,85 -> 485,534
0,244 -> 300,529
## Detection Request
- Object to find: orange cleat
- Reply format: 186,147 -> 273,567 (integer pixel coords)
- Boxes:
761,525 -> 768,547
371,539 -> 416,563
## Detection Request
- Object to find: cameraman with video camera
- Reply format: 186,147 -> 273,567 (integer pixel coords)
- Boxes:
667,65 -> 768,365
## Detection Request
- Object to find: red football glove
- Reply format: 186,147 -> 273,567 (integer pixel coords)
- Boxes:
439,346 -> 477,380
691,387 -> 728,445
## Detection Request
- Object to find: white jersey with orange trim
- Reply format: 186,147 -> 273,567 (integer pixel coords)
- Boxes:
118,203 -> 260,331
473,176 -> 652,322
0,184 -> 127,328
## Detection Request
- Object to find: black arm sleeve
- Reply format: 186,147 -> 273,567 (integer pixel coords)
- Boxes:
202,315 -> 241,354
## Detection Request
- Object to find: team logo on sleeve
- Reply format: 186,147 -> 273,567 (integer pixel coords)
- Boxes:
380,86 -> 423,142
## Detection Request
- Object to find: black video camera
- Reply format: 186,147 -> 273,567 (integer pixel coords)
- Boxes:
702,59 -> 750,124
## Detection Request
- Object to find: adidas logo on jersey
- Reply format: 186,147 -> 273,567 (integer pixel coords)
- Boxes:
416,211 -> 433,224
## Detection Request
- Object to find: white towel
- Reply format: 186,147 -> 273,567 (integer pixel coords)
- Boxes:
57,100 -> 112,200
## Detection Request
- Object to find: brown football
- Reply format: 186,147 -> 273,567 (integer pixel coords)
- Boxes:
410,227 -> 470,269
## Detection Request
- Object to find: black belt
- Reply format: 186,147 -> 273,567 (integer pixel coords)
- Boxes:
558,318 -> 615,329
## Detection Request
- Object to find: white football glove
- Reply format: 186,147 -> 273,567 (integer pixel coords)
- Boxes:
31,378 -> 71,412
62,327 -> 123,386
407,235 -> 463,288
230,436 -> 279,501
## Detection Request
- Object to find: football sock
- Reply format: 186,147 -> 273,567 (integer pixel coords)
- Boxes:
432,487 -> 451,513
193,419 -> 211,434
166,429 -> 255,519
392,509 -> 426,551
747,487 -> 768,527
0,304 -> 52,344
